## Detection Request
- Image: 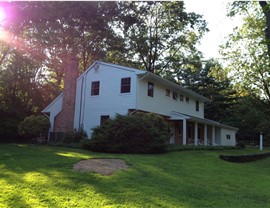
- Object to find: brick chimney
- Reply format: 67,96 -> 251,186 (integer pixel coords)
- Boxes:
54,55 -> 78,132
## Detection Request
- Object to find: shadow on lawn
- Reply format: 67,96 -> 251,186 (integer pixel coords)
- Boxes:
1,144 -> 270,207
0,144 -> 195,207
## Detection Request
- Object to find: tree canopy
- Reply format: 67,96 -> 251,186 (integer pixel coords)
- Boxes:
117,1 -> 208,76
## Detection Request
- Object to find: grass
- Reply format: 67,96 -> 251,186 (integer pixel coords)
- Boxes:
0,144 -> 270,208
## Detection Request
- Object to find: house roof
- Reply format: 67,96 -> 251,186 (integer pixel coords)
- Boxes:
170,111 -> 239,131
77,61 -> 145,81
41,92 -> 63,113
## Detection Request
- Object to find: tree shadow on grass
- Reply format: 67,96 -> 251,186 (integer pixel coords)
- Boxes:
1,144 -> 270,207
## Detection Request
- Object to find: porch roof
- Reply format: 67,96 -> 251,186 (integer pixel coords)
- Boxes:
169,111 -> 238,131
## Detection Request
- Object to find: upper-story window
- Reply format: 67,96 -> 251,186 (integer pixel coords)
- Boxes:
121,77 -> 131,93
91,81 -> 100,96
166,89 -> 170,97
100,115 -> 110,126
196,100 -> 199,111
148,82 -> 154,97
186,96 -> 190,103
173,91 -> 178,100
179,94 -> 184,101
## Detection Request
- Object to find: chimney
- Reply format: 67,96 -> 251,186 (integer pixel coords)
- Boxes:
54,55 -> 78,133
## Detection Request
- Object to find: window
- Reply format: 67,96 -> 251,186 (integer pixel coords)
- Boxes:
186,96 -> 189,103
179,94 -> 184,101
121,77 -> 131,93
100,115 -> 110,126
173,91 -> 178,100
91,81 -> 100,96
226,134 -> 231,139
166,89 -> 170,97
196,101 -> 199,111
148,82 -> 154,97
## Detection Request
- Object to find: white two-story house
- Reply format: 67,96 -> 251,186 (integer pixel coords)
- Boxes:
42,60 -> 238,146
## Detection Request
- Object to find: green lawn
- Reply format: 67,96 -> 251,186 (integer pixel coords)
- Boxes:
0,144 -> 270,208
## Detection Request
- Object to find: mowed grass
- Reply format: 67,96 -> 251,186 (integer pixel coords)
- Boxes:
0,144 -> 270,208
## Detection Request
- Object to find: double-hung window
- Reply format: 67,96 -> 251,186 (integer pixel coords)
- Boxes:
179,94 -> 184,101
121,77 -> 131,93
148,82 -> 154,97
173,91 -> 178,100
100,115 -> 110,126
166,89 -> 170,97
91,81 -> 100,96
196,101 -> 199,111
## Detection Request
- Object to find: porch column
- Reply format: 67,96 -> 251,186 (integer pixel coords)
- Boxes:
204,124 -> 207,146
212,126 -> 215,145
183,119 -> 187,145
194,122 -> 198,145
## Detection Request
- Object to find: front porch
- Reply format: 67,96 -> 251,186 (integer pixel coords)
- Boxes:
169,112 -> 221,146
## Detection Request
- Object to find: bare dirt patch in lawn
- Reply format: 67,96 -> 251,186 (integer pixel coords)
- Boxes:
73,159 -> 128,175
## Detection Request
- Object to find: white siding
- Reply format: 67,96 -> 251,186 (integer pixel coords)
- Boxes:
42,94 -> 63,131
74,64 -> 137,137
220,128 -> 236,146
136,78 -> 204,118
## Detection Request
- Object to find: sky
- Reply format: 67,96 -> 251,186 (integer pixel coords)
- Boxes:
184,0 -> 242,60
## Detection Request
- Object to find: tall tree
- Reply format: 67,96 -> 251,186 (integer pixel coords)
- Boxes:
179,59 -> 236,123
0,2 -> 122,139
117,1 -> 208,75
1,1 -> 121,96
222,1 -> 270,102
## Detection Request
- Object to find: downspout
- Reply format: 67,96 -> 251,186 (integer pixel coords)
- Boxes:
78,76 -> 84,129
81,67 -> 89,130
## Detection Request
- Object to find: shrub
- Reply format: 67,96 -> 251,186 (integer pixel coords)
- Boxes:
166,144 -> 240,152
236,142 -> 245,149
18,115 -> 50,138
62,127 -> 88,144
85,113 -> 169,154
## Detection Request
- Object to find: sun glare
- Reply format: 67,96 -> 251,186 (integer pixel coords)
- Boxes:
0,7 -> 6,24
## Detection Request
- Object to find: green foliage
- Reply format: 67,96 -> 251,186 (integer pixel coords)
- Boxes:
62,128 -> 88,144
225,95 -> 270,144
222,2 -> 270,102
0,2 -> 122,124
166,144 -> 240,152
117,1 -> 208,74
86,113 -> 169,153
0,110 -> 23,141
18,115 -> 50,138
179,59 -> 237,122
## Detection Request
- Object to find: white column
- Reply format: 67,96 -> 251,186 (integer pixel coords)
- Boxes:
260,132 -> 263,150
204,124 -> 207,146
194,122 -> 198,145
183,119 -> 187,145
212,126 -> 215,145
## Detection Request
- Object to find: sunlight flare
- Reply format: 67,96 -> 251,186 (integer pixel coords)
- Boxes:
0,7 -> 5,25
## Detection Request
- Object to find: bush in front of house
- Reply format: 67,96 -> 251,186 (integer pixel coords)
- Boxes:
84,113 -> 169,154
18,115 -> 50,140
166,144 -> 240,152
60,127 -> 88,146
